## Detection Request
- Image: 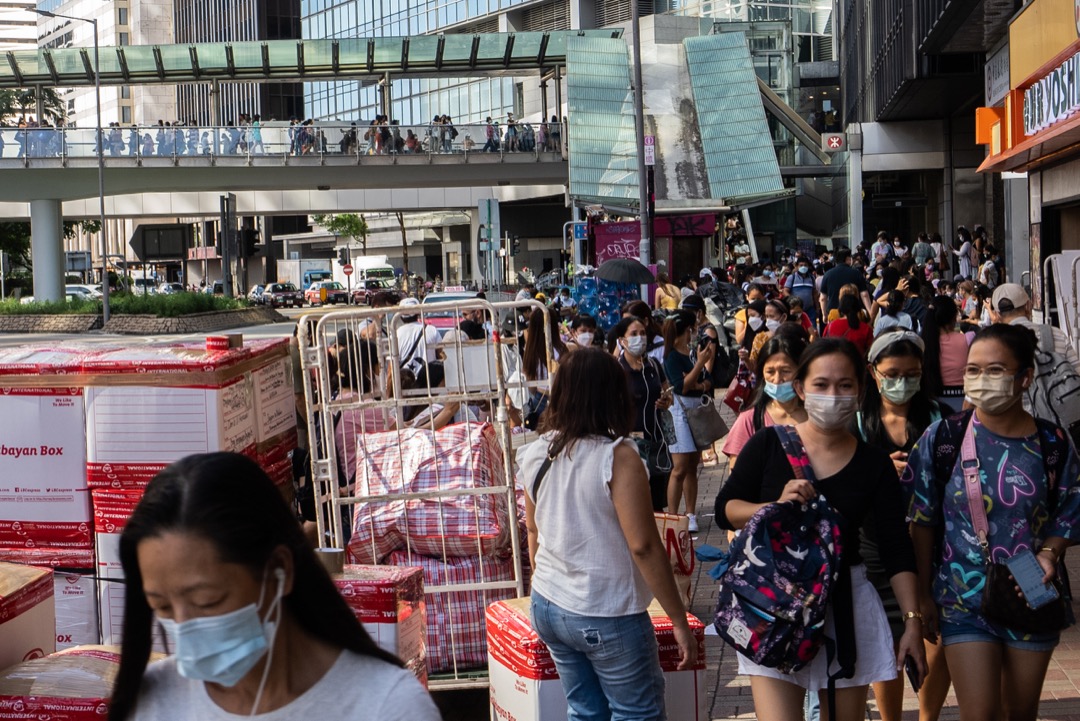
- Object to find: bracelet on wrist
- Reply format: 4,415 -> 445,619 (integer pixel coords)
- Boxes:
902,611 -> 923,623
1039,546 -> 1060,561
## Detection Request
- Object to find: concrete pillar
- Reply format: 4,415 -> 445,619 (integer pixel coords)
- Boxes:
30,199 -> 65,302
469,209 -> 484,286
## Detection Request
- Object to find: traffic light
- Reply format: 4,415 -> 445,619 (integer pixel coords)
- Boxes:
337,247 -> 350,265
241,227 -> 259,257
511,235 -> 521,256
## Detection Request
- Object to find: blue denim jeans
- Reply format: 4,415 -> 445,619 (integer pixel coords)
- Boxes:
531,593 -> 666,721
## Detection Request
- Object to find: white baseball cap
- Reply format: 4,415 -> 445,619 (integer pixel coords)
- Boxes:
399,297 -> 420,307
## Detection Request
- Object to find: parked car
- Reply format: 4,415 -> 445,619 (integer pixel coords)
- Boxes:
130,277 -> 157,295
157,282 -> 186,295
261,282 -> 304,308
350,279 -> 401,305
305,281 -> 348,306
202,280 -> 224,295
420,291 -> 485,334
247,284 -> 265,303
66,284 -> 103,299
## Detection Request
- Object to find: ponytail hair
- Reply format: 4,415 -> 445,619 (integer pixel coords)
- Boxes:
662,310 -> 696,357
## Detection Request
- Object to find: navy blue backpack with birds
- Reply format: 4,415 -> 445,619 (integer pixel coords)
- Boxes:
713,425 -> 853,681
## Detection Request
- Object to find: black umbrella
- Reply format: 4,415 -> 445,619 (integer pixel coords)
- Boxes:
595,258 -> 655,285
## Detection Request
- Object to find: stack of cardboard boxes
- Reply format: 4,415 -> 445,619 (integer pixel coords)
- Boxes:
0,338 -> 297,653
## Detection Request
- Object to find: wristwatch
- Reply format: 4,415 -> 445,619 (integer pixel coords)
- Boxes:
902,611 -> 923,623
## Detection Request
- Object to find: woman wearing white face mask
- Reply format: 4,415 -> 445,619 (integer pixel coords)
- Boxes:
615,316 -> 674,511
736,299 -> 768,366
748,299 -> 789,368
856,332 -> 950,721
109,453 -> 440,721
906,325 -> 1080,721
715,338 -> 927,721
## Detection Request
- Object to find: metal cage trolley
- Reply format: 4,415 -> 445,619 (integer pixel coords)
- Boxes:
298,298 -> 552,688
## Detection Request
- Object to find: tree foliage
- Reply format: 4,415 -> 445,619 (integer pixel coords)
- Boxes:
313,213 -> 369,254
0,88 -> 67,126
0,220 -> 108,273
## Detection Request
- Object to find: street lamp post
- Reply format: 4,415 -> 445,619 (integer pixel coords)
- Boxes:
33,9 -> 109,323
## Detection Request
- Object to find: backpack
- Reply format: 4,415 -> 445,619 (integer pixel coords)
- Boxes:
1027,325 -> 1080,448
713,426 -> 853,682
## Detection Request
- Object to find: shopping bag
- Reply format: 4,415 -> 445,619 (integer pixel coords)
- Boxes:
655,512 -> 695,605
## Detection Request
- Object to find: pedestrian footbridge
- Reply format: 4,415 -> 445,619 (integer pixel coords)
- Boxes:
0,122 -> 567,203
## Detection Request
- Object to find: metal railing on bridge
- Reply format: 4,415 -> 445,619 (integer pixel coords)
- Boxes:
0,120 -> 566,162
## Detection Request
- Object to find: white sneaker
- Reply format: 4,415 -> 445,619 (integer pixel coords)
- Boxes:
687,514 -> 699,533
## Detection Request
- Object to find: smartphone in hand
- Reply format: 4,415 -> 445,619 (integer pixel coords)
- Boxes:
1005,549 -> 1059,610
904,656 -> 922,693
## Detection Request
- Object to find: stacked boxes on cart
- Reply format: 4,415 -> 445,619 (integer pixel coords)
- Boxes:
0,339 -> 298,650
346,422 -> 524,673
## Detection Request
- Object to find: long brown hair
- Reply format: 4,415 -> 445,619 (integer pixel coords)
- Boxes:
540,348 -> 633,456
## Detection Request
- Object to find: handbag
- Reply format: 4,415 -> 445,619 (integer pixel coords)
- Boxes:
959,418 -> 1069,635
675,393 -> 729,450
723,361 -> 753,414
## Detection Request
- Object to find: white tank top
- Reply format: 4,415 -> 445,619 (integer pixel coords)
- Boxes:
517,434 -> 653,616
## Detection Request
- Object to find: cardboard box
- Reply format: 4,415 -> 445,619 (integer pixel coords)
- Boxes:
0,645 -> 165,720
85,375 -> 256,488
0,562 -> 55,672
91,490 -> 168,653
334,565 -> 426,663
53,572 -> 99,651
252,357 -> 298,444
0,388 -> 91,552
486,598 -> 707,721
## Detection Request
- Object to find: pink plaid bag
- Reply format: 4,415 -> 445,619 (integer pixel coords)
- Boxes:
386,550 -> 518,673
348,423 -> 513,563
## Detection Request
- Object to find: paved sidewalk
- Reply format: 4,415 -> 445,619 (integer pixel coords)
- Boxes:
690,424 -> 1080,720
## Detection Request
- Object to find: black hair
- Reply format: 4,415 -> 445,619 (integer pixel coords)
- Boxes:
570,313 -> 598,331
523,309 -> 567,381
109,453 -> 402,721
838,292 -> 862,330
972,323 -> 1038,371
834,248 -> 852,264
882,290 -> 904,318
795,337 -> 866,393
860,336 -> 937,449
748,333 -> 809,420
338,338 -> 378,394
877,266 -> 900,295
920,296 -> 959,397
662,310 -> 696,357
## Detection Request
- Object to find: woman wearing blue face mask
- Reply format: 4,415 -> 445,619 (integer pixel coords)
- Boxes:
108,452 -> 440,721
722,331 -> 808,470
855,331 -> 948,721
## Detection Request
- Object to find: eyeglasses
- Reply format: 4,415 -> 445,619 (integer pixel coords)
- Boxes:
963,365 -> 1021,380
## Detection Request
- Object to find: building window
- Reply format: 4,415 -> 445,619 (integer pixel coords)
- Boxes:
120,85 -> 131,99
117,7 -> 128,25
118,32 -> 129,45
121,106 -> 132,123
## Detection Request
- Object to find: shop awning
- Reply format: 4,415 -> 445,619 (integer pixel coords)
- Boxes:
978,111 -> 1080,174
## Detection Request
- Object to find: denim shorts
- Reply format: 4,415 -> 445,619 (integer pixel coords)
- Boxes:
939,615 -> 1059,653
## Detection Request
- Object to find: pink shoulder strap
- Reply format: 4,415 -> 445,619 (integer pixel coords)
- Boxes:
960,416 -> 990,558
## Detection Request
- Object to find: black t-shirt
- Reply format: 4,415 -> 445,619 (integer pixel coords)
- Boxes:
713,428 -> 916,577
620,355 -> 664,438
820,264 -> 868,312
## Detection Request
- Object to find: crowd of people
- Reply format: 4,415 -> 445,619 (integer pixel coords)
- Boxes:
3,111 -> 565,159
102,223 -> 1079,721
504,224 -> 1080,720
